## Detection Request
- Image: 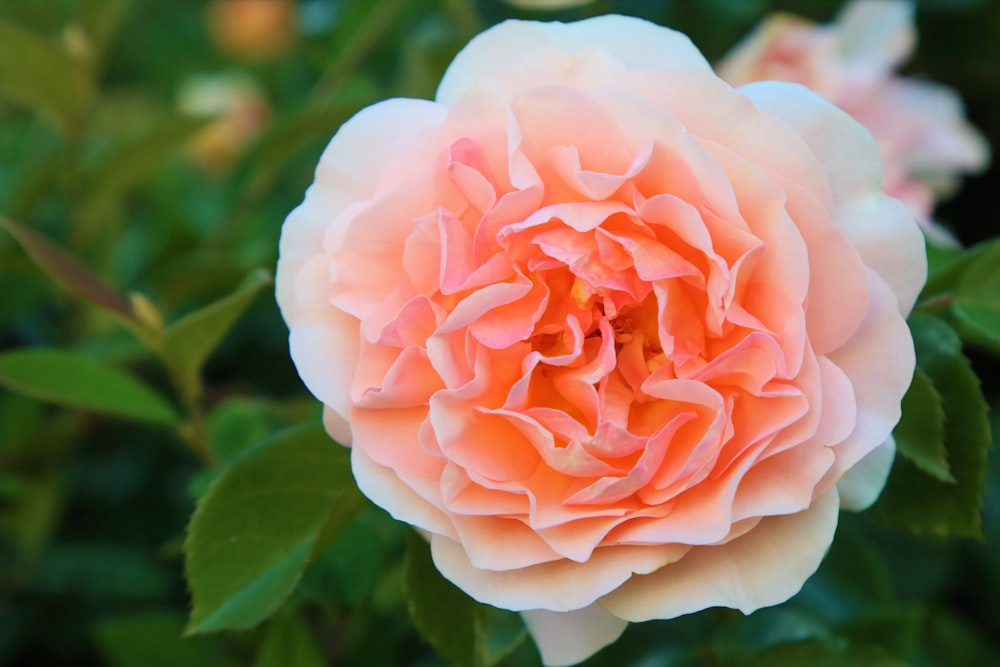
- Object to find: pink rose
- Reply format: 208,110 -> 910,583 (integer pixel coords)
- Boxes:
718,0 -> 989,244
277,15 -> 926,666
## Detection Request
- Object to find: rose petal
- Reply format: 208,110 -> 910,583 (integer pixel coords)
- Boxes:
600,488 -> 839,621
521,604 -> 627,667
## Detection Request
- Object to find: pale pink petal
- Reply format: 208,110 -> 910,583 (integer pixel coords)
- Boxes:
832,193 -> 926,314
286,256 -> 359,421
837,437 -> 895,511
836,0 -> 915,73
437,15 -> 710,105
521,605 -> 627,667
824,270 -> 913,487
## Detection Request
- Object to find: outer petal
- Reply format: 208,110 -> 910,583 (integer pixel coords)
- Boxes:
521,605 -> 627,667
436,15 -> 710,105
431,535 -> 689,612
825,270 -> 913,481
741,80 -> 926,313
351,446 -> 458,539
837,437 -> 895,511
600,489 -> 839,621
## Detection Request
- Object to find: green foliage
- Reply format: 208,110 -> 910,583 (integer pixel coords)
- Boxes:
0,19 -> 94,132
184,424 -> 363,634
0,347 -> 179,424
742,638 -> 907,667
161,269 -> 271,403
404,532 -> 528,667
93,611 -> 241,667
874,314 -> 991,538
893,367 -> 952,482
252,613 -> 327,667
952,240 -> 1000,355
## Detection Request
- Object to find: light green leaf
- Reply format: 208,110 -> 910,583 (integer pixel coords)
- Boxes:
185,424 -> 362,634
874,314 -> 991,538
162,269 -> 271,402
0,20 -> 94,131
253,614 -> 326,667
405,532 -> 527,667
893,366 -> 952,483
952,239 -> 1000,356
0,217 -> 136,322
0,348 -> 180,425
93,611 -> 241,667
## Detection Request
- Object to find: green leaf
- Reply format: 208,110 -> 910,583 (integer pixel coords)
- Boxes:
743,638 -> 907,667
0,217 -> 136,322
0,20 -> 94,131
207,396 -> 284,464
874,314 -> 991,538
162,269 -> 271,402
252,613 -> 326,667
952,239 -> 1000,355
893,367 -> 952,483
404,532 -> 527,667
185,423 -> 363,634
0,348 -> 180,425
0,473 -> 62,555
93,610 -> 241,667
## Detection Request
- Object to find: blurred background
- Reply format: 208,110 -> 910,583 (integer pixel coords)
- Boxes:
0,1 -> 998,666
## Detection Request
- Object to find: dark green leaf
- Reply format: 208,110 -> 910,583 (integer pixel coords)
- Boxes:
952,239 -> 1000,355
0,473 -> 62,555
0,348 -> 180,425
874,314 -> 991,538
404,532 -> 527,667
252,613 -> 326,667
93,611 -> 242,667
162,269 -> 271,402
893,366 -> 952,482
185,423 -> 362,633
0,217 -> 136,322
0,19 -> 94,131
742,638 -> 907,667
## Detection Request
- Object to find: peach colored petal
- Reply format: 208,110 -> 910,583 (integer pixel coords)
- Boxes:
431,533 -> 689,612
600,488 -> 839,621
351,446 -> 457,540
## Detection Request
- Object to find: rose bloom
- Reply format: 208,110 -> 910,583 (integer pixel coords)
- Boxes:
277,15 -> 926,666
718,0 -> 989,245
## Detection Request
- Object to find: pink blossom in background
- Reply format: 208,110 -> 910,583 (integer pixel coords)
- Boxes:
718,0 -> 989,245
277,14 -> 927,666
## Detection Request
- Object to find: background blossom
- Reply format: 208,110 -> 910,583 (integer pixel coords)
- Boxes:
718,0 -> 989,244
